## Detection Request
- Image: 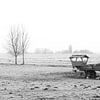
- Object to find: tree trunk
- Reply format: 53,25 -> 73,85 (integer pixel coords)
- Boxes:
15,55 -> 17,64
22,51 -> 25,65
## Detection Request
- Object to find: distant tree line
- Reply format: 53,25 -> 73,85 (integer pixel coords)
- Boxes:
34,48 -> 53,54
34,49 -> 93,54
73,50 -> 93,54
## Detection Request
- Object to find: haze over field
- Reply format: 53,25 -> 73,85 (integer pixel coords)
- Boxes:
0,0 -> 100,53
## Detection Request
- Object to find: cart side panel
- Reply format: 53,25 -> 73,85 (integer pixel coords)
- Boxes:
92,63 -> 100,71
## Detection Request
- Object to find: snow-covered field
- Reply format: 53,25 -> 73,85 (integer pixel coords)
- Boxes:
0,53 -> 100,65
0,53 -> 99,99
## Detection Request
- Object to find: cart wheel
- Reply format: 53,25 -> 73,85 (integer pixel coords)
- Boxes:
84,70 -> 96,79
90,70 -> 96,79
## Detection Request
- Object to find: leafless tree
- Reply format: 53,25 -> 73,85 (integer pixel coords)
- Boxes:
8,27 -> 22,64
21,31 -> 29,65
7,26 -> 29,65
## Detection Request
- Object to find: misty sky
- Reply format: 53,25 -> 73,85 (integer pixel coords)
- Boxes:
0,0 -> 100,53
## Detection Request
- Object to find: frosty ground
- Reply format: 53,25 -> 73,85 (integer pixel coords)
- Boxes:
0,64 -> 99,100
0,54 -> 99,100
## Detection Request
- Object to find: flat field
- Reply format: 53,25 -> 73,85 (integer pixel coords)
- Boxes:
0,54 -> 99,100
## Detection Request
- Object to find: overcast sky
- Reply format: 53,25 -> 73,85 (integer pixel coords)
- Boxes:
0,0 -> 100,53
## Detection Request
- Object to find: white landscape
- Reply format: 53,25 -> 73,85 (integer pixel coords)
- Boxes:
0,0 -> 100,99
0,54 -> 98,99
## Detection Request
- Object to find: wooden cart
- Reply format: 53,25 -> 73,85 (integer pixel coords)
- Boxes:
69,55 -> 100,78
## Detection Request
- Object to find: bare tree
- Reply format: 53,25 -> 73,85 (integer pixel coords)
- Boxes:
7,26 -> 29,65
8,27 -> 21,64
21,31 -> 29,65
